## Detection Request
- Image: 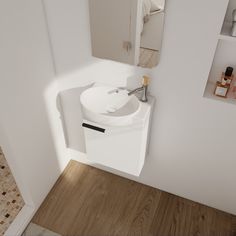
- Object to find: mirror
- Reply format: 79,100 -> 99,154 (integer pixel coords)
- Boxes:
89,0 -> 165,68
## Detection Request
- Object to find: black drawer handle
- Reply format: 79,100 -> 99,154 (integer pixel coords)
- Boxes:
82,123 -> 105,133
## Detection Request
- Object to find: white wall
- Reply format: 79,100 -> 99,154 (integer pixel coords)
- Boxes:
43,0 -> 236,215
0,0 -> 68,209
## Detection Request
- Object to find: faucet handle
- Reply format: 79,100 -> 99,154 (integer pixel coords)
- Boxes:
142,76 -> 150,86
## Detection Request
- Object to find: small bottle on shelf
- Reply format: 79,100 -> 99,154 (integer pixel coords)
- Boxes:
214,67 -> 234,98
222,67 -> 234,85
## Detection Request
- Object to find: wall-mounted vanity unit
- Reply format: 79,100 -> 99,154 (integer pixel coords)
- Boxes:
80,84 -> 154,176
88,0 -> 166,68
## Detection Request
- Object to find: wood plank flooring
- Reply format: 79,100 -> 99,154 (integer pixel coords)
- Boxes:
33,160 -> 236,236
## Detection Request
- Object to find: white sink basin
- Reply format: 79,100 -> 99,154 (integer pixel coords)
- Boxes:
80,86 -> 140,126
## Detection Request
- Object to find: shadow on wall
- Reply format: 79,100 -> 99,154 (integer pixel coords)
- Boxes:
42,0 -> 98,76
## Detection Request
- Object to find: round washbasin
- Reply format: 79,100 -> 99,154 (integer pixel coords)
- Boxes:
80,86 -> 140,126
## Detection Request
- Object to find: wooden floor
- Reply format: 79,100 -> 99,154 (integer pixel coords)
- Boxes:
33,160 -> 236,236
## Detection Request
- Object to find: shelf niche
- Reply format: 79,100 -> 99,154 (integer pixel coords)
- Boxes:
204,0 -> 236,105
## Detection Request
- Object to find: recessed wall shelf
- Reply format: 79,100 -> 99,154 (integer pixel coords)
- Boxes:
204,0 -> 236,105
219,21 -> 236,42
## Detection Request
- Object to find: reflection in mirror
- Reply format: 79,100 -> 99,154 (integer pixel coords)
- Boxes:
89,0 -> 165,68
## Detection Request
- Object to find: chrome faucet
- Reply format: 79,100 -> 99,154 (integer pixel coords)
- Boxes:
128,76 -> 150,102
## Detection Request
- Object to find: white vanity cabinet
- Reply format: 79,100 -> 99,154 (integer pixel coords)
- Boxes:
82,97 -> 154,176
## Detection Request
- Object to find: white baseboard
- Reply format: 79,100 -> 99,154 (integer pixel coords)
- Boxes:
4,204 -> 35,236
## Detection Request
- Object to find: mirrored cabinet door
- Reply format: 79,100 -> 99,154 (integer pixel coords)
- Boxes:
89,0 -> 165,68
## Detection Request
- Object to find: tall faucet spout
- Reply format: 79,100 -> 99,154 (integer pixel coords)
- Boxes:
127,75 -> 150,102
128,86 -> 148,102
128,87 -> 144,96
